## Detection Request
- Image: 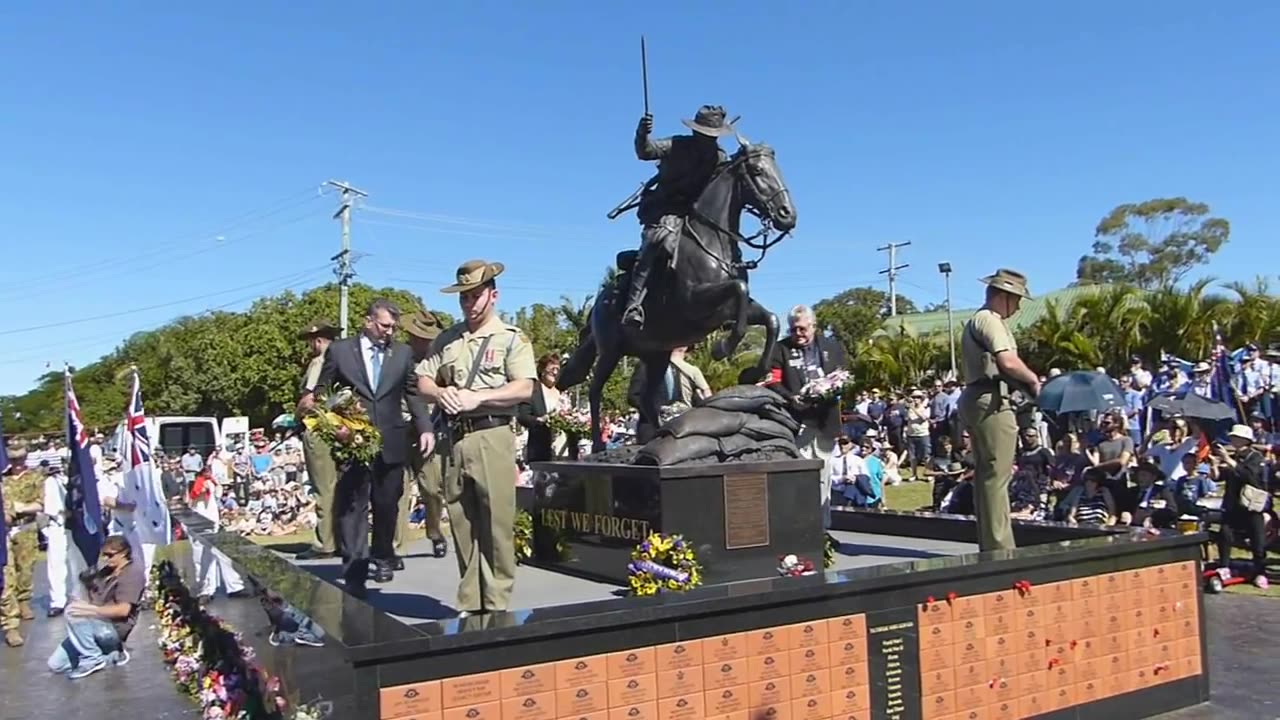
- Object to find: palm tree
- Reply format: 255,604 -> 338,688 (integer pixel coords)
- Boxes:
686,328 -> 766,390
556,294 -> 594,337
1139,279 -> 1228,362
1222,276 -> 1279,349
855,329 -> 948,389
1070,286 -> 1150,373
1019,298 -> 1102,371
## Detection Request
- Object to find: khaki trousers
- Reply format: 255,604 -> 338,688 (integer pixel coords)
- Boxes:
0,531 -> 36,631
303,430 -> 340,554
445,426 -> 517,613
958,387 -> 1017,551
396,450 -> 446,554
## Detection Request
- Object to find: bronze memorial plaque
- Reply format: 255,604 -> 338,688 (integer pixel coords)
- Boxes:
723,472 -> 770,549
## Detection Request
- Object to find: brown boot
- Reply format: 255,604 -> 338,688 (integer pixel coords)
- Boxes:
18,602 -> 34,621
4,629 -> 23,647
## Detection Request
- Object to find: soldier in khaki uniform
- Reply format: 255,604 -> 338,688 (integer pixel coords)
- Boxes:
295,320 -> 341,561
417,260 -> 535,615
2,446 -> 43,646
957,269 -> 1041,552
396,309 -> 450,561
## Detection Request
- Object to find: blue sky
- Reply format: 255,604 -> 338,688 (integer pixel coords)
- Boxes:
3,2 -> 1277,395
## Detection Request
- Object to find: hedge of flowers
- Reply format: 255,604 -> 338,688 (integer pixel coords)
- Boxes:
152,561 -> 322,720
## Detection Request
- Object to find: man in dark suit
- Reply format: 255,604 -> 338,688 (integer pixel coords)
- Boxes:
300,299 -> 434,596
766,304 -> 848,527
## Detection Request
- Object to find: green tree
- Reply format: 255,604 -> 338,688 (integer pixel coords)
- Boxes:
1075,197 -> 1230,289
2,282 -> 433,434
813,287 -> 917,358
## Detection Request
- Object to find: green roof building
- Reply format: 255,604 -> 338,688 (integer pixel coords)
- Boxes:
875,284 -> 1110,338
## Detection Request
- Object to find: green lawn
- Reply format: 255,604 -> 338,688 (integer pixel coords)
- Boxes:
883,480 -> 933,512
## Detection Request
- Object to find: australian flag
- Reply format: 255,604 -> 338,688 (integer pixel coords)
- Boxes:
1209,325 -> 1239,417
65,370 -> 104,565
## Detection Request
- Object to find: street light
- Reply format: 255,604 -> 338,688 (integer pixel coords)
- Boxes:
938,262 -> 956,378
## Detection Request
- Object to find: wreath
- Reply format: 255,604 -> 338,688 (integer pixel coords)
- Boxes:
778,554 -> 818,577
514,510 -> 534,563
824,533 -> 839,569
628,533 -> 702,596
517,510 -> 571,563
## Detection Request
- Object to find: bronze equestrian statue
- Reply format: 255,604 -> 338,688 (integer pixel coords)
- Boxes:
559,106 -> 797,452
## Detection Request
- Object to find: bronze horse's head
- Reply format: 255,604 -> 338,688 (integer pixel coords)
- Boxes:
733,137 -> 796,232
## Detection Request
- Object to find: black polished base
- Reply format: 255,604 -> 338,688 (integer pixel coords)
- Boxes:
176,506 -> 1212,720
529,458 -> 824,586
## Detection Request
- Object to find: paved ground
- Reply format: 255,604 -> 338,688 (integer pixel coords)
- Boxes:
293,529 -> 979,623
1,537 -> 1276,719
0,558 -> 201,720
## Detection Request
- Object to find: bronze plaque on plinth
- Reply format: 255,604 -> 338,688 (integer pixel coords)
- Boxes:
723,472 -> 770,549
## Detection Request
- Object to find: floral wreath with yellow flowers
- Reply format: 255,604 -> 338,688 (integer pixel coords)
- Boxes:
627,532 -> 702,596
515,510 -> 570,564
302,385 -> 382,467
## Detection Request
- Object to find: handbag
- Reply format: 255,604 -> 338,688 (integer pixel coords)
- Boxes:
1240,483 -> 1268,512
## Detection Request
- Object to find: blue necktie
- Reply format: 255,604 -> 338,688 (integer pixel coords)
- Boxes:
664,366 -> 676,402
371,346 -> 383,387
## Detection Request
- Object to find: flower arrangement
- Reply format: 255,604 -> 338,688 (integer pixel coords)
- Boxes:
152,561 -> 324,720
659,401 -> 691,426
799,369 -> 852,403
627,533 -> 702,596
514,510 -> 535,563
545,405 -> 591,439
302,385 -> 382,467
824,533 -> 839,569
777,554 -> 818,577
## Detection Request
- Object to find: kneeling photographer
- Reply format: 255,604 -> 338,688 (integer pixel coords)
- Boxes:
46,535 -> 145,679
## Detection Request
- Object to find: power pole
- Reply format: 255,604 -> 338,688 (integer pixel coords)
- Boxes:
877,240 -> 911,317
326,180 -> 368,337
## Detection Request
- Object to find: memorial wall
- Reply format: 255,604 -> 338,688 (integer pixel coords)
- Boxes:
376,560 -> 1204,720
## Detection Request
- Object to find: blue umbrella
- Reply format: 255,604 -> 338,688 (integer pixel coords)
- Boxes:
1036,371 -> 1126,414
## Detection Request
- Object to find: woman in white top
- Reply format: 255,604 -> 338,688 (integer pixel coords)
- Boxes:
188,470 -> 246,602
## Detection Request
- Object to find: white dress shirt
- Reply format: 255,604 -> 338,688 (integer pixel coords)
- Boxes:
359,334 -> 386,387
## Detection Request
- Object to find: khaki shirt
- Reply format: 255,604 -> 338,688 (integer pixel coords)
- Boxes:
3,469 -> 43,516
961,308 -> 1016,383
301,353 -> 325,394
416,315 -> 536,395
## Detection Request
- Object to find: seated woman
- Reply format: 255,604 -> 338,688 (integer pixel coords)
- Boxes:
939,464 -> 975,515
47,535 -> 145,679
1121,460 -> 1178,528
1070,469 -> 1117,527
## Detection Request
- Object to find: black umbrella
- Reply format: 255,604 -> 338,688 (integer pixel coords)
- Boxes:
1036,371 -> 1127,414
1147,391 -> 1236,422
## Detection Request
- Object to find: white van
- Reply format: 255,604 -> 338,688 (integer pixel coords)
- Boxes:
106,416 -> 248,460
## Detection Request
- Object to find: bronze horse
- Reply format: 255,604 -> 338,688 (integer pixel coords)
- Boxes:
558,139 -> 796,451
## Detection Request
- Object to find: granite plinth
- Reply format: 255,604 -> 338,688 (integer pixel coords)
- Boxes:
178,507 -> 1212,720
528,458 -> 825,585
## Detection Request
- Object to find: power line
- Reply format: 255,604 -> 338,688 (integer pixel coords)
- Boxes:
2,188 -> 330,297
361,204 -> 595,236
359,217 -> 575,245
0,265 -> 331,337
0,275 -> 328,370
